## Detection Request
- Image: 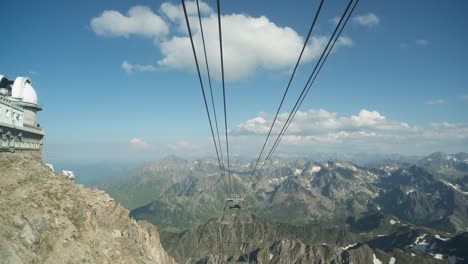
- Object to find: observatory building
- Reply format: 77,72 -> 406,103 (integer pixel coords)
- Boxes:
0,75 -> 44,151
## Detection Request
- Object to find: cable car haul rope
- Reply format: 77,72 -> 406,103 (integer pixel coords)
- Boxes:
181,0 -> 360,262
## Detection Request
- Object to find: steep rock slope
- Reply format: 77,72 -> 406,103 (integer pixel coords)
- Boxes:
0,152 -> 175,264
417,152 -> 468,179
376,166 -> 468,232
99,156 -> 215,210
165,214 -> 466,263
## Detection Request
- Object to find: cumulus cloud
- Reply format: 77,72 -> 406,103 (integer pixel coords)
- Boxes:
233,109 -> 408,137
230,109 -> 468,154
90,6 -> 169,38
91,1 -> 353,80
329,16 -> 340,26
353,13 -> 380,26
169,140 -> 200,150
129,137 -> 150,150
416,39 -> 430,46
425,99 -> 444,105
160,1 -> 212,23
122,61 -> 157,74
157,3 -> 352,81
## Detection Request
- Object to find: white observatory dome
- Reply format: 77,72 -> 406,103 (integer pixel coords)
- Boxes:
11,77 -> 39,106
23,82 -> 38,105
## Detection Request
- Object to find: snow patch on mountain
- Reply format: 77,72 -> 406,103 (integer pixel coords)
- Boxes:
412,234 -> 430,251
372,254 -> 382,264
440,179 -> 468,195
342,243 -> 358,250
435,234 -> 450,241
310,166 -> 321,173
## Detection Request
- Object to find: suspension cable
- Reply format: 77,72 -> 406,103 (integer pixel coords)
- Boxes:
253,0 -> 359,183
248,0 -> 325,185
216,0 -> 233,193
196,0 -> 226,177
181,0 -> 228,189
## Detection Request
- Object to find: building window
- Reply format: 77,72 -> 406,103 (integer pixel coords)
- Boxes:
6,109 -> 10,117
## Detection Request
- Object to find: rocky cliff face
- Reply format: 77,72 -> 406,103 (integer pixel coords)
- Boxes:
0,152 -> 175,264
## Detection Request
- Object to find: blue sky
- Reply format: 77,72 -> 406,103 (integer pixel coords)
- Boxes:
1,0 -> 467,163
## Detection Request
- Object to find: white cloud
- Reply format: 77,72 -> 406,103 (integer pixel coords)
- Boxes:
236,115 -> 269,134
425,99 -> 444,105
160,1 -> 212,23
350,109 -> 385,126
91,1 -> 353,80
329,16 -> 340,26
169,140 -> 200,150
353,13 -> 380,27
233,109 -> 407,137
122,60 -> 157,74
90,6 -> 169,38
157,8 -> 352,81
337,36 -> 353,46
416,39 -> 430,46
230,109 -> 468,154
129,137 -> 150,150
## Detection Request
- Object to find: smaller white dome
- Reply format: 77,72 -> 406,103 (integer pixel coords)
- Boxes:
11,77 -> 28,99
23,82 -> 38,105
11,76 -> 39,106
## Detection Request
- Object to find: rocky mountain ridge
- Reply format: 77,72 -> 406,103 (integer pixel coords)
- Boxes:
118,153 -> 468,232
0,152 -> 175,264
163,213 -> 467,263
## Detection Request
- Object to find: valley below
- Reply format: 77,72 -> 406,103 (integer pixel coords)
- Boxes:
97,152 -> 468,263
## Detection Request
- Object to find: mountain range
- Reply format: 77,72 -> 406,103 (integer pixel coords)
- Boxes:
97,152 -> 468,263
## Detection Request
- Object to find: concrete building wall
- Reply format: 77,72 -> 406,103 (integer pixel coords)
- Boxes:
1,125 -> 43,151
0,97 -> 11,125
1,96 -> 42,151
22,108 -> 36,127
0,97 -> 24,128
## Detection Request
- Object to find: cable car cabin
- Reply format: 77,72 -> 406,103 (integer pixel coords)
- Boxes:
219,194 -> 252,225
229,204 -> 241,210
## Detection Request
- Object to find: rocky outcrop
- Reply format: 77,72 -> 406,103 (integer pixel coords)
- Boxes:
0,152 -> 175,264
